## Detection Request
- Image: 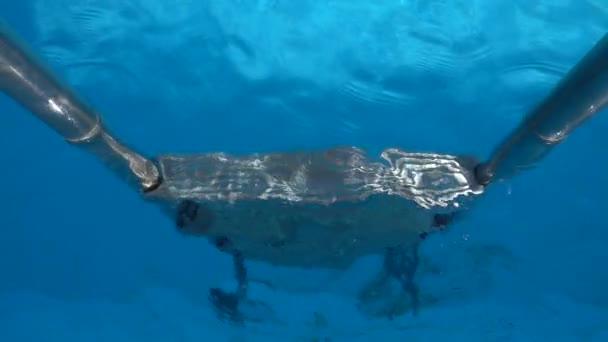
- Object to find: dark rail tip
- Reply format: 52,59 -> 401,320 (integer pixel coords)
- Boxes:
473,163 -> 492,187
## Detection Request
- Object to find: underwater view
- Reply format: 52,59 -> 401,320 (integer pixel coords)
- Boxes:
1,0 -> 607,341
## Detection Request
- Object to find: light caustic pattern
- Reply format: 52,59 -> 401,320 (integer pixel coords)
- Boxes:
152,147 -> 481,209
31,0 -> 608,137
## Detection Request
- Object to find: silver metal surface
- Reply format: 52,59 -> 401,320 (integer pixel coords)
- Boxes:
0,23 -> 161,192
145,146 -> 483,268
476,33 -> 608,185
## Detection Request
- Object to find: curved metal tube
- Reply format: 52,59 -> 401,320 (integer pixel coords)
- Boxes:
0,23 -> 161,192
476,33 -> 608,185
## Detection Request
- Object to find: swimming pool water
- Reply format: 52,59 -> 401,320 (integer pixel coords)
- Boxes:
1,1 -> 607,340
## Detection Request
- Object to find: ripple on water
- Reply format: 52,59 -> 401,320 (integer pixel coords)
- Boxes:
68,6 -> 121,38
498,60 -> 567,93
340,31 -> 492,109
336,0 -> 495,109
514,0 -> 585,24
38,45 -> 143,93
340,79 -> 416,108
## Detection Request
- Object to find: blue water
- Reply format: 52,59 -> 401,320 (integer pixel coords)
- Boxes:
1,1 -> 607,340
